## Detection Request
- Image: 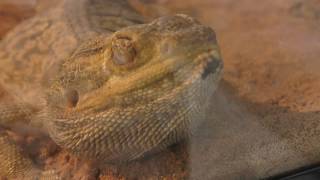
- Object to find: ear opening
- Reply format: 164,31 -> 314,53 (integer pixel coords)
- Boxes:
65,89 -> 79,108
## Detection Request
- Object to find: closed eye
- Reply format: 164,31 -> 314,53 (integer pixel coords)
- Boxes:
111,37 -> 136,65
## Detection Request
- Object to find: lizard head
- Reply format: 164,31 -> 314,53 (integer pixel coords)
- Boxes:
47,14 -> 223,115
45,15 -> 223,159
45,14 -> 223,160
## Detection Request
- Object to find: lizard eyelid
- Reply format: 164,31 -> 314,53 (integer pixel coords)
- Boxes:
111,37 -> 136,65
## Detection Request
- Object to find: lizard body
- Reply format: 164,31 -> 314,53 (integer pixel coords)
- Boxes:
0,0 -> 223,179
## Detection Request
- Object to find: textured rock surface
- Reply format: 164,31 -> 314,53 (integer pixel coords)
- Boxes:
1,0 -> 320,179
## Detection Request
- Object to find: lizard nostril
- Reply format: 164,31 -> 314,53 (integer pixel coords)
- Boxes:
65,89 -> 79,108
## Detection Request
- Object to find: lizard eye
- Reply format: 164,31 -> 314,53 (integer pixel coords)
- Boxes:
111,37 -> 136,65
65,89 -> 79,108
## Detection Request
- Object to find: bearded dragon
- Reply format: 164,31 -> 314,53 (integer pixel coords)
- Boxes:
0,0 -> 223,179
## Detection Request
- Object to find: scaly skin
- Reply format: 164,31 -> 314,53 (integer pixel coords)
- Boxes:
0,0 -> 223,179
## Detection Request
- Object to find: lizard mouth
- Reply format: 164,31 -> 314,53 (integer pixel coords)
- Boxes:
168,44 -> 223,85
201,52 -> 223,80
181,48 -> 223,82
